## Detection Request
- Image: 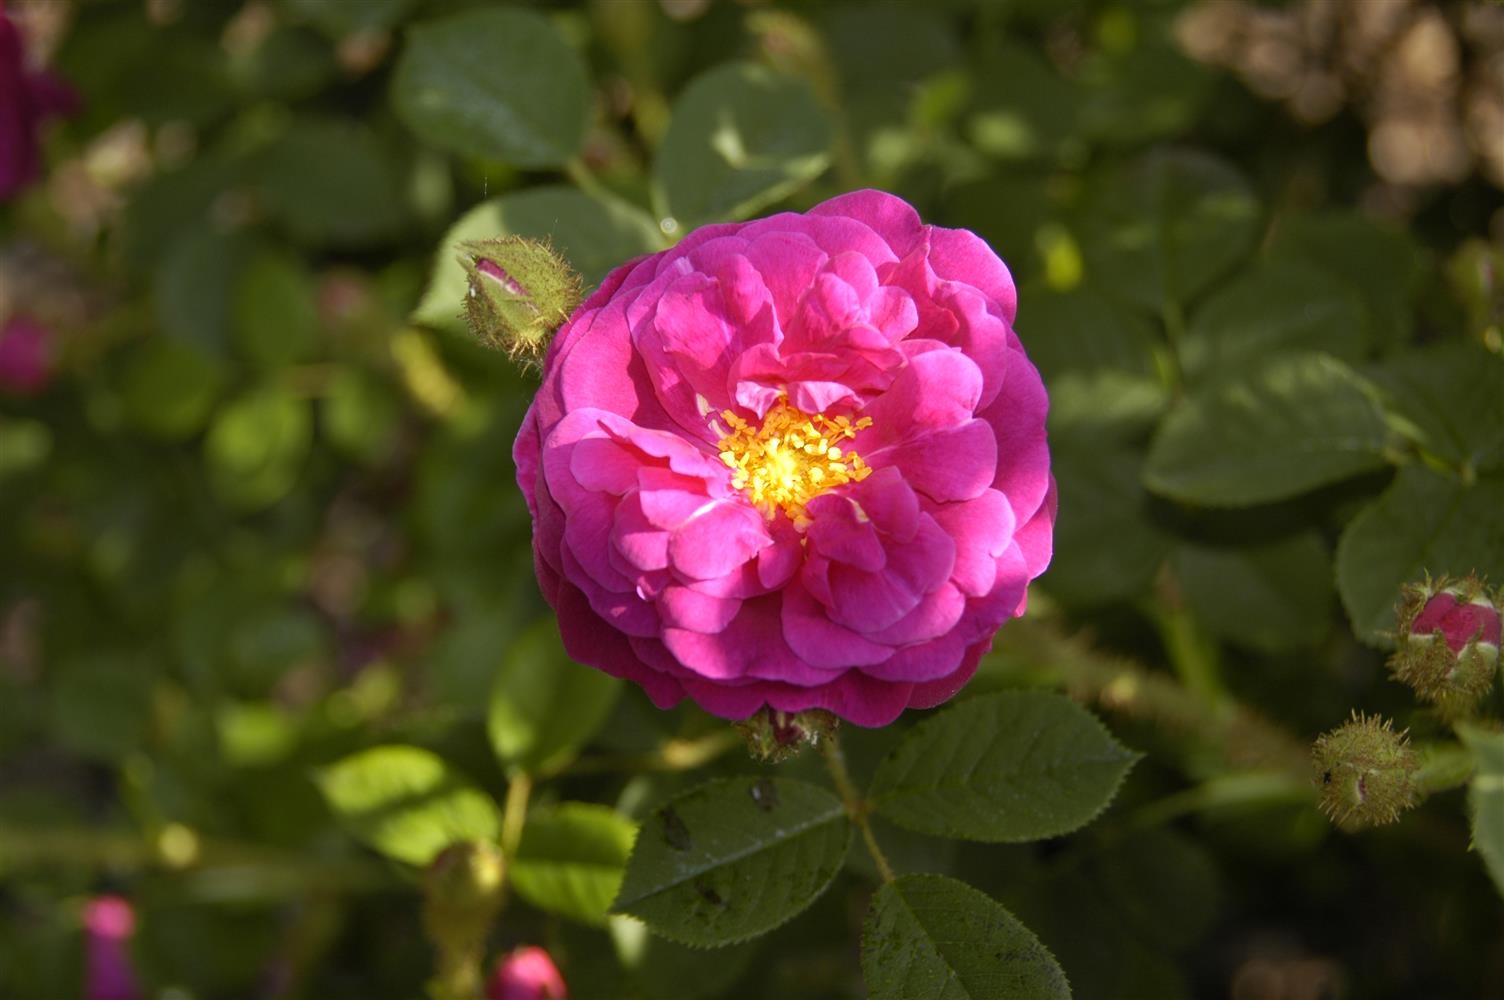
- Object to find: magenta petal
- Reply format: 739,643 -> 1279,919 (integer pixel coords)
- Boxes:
983,348 -> 1051,524
610,494 -> 670,572
660,584 -> 742,633
805,494 -> 886,572
906,642 -> 988,711
867,582 -> 966,647
928,226 -> 1018,324
864,629 -> 968,683
668,500 -> 770,579
558,582 -> 685,707
783,584 -> 895,668
877,418 -> 997,503
932,489 -> 1016,597
811,189 -> 925,257
857,349 -> 984,449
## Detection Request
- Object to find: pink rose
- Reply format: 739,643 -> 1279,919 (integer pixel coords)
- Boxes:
0,3 -> 77,201
513,190 -> 1054,727
486,946 -> 567,1000
0,314 -> 56,394
83,895 -> 140,1000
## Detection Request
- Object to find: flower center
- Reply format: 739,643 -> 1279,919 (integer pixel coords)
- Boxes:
716,399 -> 873,526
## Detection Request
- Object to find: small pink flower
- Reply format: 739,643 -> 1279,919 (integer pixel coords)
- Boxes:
513,190 -> 1054,727
0,314 -> 56,394
487,945 -> 567,1000
1390,575 -> 1501,716
83,895 -> 140,1000
0,3 -> 78,201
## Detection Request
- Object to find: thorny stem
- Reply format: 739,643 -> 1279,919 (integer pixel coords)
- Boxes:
820,732 -> 895,884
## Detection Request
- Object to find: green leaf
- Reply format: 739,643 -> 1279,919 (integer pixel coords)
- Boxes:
204,385 -> 312,510
315,745 -> 500,866
862,874 -> 1071,1000
1079,148 -> 1259,314
654,62 -> 833,230
392,8 -> 590,168
1174,532 -> 1334,651
254,118 -> 406,248
1144,353 -> 1393,506
1336,466 -> 1504,644
1459,726 -> 1504,901
324,368 -> 402,465
1045,445 -> 1171,606
119,338 -> 226,439
869,691 -> 1138,842
413,185 -> 662,337
154,227 -> 255,356
1269,210 -> 1423,352
512,803 -> 637,926
232,250 -> 320,370
1181,262 -> 1367,382
612,776 -> 850,946
1366,342 -> 1504,473
488,619 -> 621,776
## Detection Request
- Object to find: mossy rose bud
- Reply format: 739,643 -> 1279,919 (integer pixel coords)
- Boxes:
1312,712 -> 1418,831
1389,575 -> 1501,717
460,237 -> 583,359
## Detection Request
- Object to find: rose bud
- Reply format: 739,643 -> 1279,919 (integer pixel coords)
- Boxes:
1389,575 -> 1501,718
0,3 -> 78,201
487,945 -> 567,1000
1312,712 -> 1418,831
0,314 -> 56,395
736,706 -> 838,762
460,237 -> 583,360
83,895 -> 140,1000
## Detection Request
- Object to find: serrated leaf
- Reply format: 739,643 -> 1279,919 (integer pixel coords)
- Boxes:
392,8 -> 589,168
1174,532 -> 1334,651
612,777 -> 850,947
1336,466 -> 1504,644
654,62 -> 833,230
863,874 -> 1071,1000
413,185 -> 661,337
1459,726 -> 1504,901
204,385 -> 311,511
1144,353 -> 1394,507
488,619 -> 621,776
1079,148 -> 1259,314
1181,262 -> 1367,382
869,691 -> 1138,842
1366,342 -> 1504,473
512,803 -> 636,927
315,745 -> 500,866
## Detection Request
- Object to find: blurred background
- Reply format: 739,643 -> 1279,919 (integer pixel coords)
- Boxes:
2,0 -> 1503,998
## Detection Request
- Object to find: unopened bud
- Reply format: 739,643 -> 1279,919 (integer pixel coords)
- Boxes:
0,315 -> 57,395
1312,712 -> 1418,831
422,840 -> 506,965
487,945 -> 567,1000
1389,574 -> 1501,717
459,238 -> 583,359
735,707 -> 838,763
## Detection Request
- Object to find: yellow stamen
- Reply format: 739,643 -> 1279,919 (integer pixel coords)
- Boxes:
716,398 -> 873,523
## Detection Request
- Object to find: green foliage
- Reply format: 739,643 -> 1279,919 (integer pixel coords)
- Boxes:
613,777 -> 850,946
316,745 -> 501,866
869,692 -> 1138,843
488,619 -> 622,776
1460,727 -> 1504,899
862,874 -> 1071,1000
653,63 -> 834,230
392,8 -> 590,168
1144,353 -> 1395,506
511,803 -> 636,927
204,384 -> 312,510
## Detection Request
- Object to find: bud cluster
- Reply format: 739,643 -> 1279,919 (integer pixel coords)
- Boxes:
1312,712 -> 1419,831
1389,574 -> 1502,718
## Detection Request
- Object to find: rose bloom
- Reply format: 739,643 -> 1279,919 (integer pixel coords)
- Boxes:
513,190 -> 1054,727
0,2 -> 77,201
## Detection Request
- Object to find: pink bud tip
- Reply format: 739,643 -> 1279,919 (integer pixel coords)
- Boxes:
83,895 -> 140,1000
1412,590 -> 1502,652
486,945 -> 567,1000
476,258 -> 528,297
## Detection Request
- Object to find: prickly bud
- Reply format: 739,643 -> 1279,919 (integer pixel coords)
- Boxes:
1389,575 -> 1501,718
487,945 -> 568,1000
459,238 -> 583,360
1312,712 -> 1418,831
735,707 -> 838,763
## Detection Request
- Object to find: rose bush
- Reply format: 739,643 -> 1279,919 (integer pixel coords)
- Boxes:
514,190 -> 1054,726
0,4 -> 75,201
